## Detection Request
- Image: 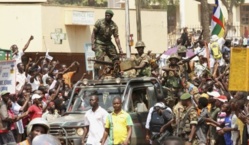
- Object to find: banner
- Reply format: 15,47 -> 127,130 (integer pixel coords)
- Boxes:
229,48 -> 249,91
84,43 -> 95,71
0,60 -> 16,93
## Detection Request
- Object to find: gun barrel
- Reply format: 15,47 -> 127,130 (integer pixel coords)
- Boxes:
89,59 -> 113,66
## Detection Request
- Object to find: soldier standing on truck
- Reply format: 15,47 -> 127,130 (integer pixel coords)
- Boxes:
131,41 -> 151,77
91,9 -> 123,78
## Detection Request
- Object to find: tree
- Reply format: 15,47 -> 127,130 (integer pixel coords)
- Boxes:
142,0 -> 179,9
220,0 -> 245,37
195,0 -> 210,41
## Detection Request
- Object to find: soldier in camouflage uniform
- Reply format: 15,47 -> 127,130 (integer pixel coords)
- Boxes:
177,45 -> 193,82
162,54 -> 182,108
177,93 -> 198,145
132,41 -> 151,77
91,9 -> 123,78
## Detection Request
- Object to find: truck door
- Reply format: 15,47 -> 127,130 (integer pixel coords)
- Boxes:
126,85 -> 157,145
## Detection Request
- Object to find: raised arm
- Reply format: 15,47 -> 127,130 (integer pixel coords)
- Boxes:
23,35 -> 34,52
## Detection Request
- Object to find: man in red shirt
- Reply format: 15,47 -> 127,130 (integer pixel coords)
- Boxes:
18,94 -> 43,121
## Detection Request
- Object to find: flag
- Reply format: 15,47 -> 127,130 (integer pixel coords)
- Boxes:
45,49 -> 53,61
211,0 -> 225,37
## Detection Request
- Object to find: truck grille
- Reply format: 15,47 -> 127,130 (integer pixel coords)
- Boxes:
49,127 -> 76,137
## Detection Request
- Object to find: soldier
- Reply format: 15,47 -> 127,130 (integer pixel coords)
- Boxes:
131,41 -> 151,77
91,9 -> 123,78
177,93 -> 198,145
177,45 -> 193,82
162,54 -> 182,108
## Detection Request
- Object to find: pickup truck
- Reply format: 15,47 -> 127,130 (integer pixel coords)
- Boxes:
48,77 -> 164,145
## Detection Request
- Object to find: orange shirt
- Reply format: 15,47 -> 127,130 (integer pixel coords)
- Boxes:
63,71 -> 75,88
17,139 -> 30,145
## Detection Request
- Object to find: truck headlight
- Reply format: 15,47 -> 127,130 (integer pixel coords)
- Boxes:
76,128 -> 84,136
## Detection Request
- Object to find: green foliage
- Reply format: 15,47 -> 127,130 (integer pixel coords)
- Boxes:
48,0 -> 107,6
234,0 -> 245,6
141,0 -> 179,9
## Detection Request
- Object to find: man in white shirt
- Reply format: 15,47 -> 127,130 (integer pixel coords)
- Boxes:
16,63 -> 27,91
82,95 -> 109,145
10,35 -> 34,64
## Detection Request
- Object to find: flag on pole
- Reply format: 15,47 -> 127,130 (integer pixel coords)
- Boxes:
211,0 -> 225,37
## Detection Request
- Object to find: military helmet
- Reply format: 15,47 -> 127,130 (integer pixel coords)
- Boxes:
105,9 -> 114,16
168,54 -> 180,61
177,45 -> 187,53
135,41 -> 146,48
27,118 -> 50,135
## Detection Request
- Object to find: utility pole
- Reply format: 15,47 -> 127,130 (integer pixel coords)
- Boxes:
125,0 -> 131,58
135,0 -> 142,41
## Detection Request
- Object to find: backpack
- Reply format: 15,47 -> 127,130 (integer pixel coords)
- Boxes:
149,107 -> 171,132
210,42 -> 222,59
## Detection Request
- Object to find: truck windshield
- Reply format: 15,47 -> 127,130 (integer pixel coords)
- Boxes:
69,86 -> 125,113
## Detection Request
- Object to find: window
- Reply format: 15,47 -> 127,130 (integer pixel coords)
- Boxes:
241,5 -> 249,25
128,87 -> 149,113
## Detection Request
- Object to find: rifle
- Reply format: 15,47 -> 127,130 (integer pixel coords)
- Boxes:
88,59 -> 114,66
176,108 -> 180,137
177,48 -> 204,65
190,30 -> 204,49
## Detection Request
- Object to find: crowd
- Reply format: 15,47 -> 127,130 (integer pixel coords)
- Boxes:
1,9 -> 249,145
0,35 -> 84,145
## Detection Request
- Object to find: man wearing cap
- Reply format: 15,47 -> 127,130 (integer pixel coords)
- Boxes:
0,91 -> 17,145
131,41 -> 151,77
177,93 -> 198,145
18,94 -> 43,121
91,9 -> 123,78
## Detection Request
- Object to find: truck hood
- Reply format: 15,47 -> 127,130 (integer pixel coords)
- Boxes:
49,113 -> 85,127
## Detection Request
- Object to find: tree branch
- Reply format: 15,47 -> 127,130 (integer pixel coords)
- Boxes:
220,0 -> 229,9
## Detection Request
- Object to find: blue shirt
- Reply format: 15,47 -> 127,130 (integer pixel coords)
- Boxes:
224,115 -> 233,145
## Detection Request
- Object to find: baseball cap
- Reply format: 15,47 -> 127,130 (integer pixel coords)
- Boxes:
207,91 -> 220,98
32,94 -> 42,101
0,91 -> 10,96
216,95 -> 228,103
154,102 -> 166,108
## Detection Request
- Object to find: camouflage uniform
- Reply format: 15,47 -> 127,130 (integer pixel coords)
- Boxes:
178,93 -> 198,145
134,41 -> 151,77
164,54 -> 182,108
93,18 -> 119,69
134,53 -> 151,77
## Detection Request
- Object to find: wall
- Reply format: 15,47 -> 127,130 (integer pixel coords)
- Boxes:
179,0 -> 248,28
0,4 -> 167,54
0,4 -> 43,51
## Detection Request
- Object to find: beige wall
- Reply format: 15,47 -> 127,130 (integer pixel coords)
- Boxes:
0,4 -> 167,53
0,4 -> 43,51
180,0 -> 249,28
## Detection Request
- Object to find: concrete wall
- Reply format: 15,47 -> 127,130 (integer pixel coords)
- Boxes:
0,4 -> 43,52
0,4 -> 167,53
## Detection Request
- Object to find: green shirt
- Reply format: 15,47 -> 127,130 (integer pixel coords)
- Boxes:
94,19 -> 119,45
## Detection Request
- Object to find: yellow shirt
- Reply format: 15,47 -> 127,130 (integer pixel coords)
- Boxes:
105,110 -> 133,144
237,118 -> 244,144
